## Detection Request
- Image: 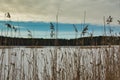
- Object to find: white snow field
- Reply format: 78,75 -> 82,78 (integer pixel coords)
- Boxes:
0,46 -> 120,80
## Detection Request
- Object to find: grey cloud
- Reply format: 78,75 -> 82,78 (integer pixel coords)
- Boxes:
0,0 -> 119,23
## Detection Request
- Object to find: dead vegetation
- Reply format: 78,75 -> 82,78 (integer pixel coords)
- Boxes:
0,46 -> 120,80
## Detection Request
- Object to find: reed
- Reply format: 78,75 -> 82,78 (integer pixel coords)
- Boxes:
0,45 -> 120,80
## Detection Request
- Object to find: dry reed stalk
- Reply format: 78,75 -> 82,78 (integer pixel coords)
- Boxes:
32,48 -> 39,80
6,49 -> 12,80
76,48 -> 81,80
10,51 -> 17,80
50,48 -> 58,80
0,48 -> 5,80
20,49 -> 25,80
0,45 -> 120,80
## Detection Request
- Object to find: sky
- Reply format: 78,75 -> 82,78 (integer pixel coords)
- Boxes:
0,0 -> 120,39
0,0 -> 120,24
0,21 -> 119,39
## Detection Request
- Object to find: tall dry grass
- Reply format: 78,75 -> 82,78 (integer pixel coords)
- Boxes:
0,46 -> 120,80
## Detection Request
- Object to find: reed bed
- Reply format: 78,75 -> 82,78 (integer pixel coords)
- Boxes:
0,46 -> 120,80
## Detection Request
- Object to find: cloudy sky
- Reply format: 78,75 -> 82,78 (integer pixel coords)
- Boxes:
0,0 -> 120,24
